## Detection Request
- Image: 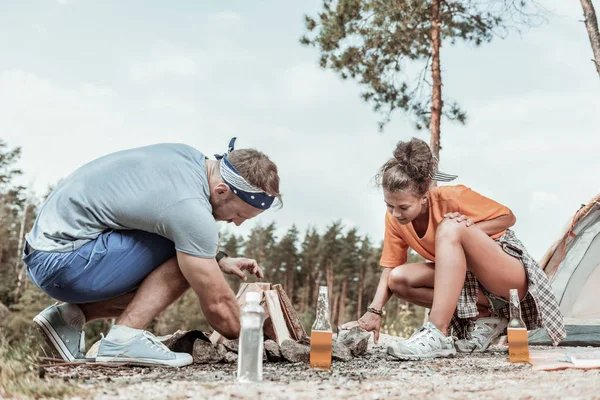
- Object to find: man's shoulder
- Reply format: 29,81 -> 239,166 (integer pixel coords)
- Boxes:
138,143 -> 205,158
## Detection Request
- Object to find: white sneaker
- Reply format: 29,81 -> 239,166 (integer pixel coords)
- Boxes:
387,322 -> 456,361
96,331 -> 193,368
455,316 -> 508,353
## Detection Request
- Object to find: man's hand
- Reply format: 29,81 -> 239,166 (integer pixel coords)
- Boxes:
218,257 -> 264,281
443,212 -> 474,227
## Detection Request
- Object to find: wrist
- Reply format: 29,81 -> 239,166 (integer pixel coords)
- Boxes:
215,250 -> 228,265
367,306 -> 384,316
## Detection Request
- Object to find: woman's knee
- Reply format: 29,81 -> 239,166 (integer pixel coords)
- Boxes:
388,267 -> 412,298
436,218 -> 466,243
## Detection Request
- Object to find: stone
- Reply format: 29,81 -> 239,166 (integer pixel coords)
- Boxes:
264,339 -> 282,362
224,352 -> 238,363
280,339 -> 310,363
222,338 -> 239,353
192,340 -> 227,364
332,341 -> 351,362
338,327 -> 371,356
161,330 -> 210,355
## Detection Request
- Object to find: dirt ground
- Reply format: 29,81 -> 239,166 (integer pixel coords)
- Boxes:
43,334 -> 600,400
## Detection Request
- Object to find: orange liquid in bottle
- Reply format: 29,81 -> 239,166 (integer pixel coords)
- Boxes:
310,330 -> 332,370
507,328 -> 530,363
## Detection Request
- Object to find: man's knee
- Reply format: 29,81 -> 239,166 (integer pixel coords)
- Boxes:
436,218 -> 466,243
388,267 -> 412,298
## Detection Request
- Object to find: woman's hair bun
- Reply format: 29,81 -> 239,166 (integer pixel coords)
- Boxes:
392,138 -> 435,181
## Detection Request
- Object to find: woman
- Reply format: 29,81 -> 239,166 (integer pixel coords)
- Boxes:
341,138 -> 565,360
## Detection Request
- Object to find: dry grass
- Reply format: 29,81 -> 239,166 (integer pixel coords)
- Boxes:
0,327 -> 79,399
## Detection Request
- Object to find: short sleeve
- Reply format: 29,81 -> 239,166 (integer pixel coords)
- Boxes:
155,198 -> 218,258
380,212 -> 409,268
456,186 -> 511,222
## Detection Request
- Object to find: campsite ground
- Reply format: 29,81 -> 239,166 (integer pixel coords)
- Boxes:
41,334 -> 599,400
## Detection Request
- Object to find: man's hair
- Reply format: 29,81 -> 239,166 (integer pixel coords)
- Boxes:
226,149 -> 283,207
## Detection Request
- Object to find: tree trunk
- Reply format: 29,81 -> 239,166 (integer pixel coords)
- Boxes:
357,268 -> 364,320
430,0 -> 443,160
331,293 -> 340,327
13,199 -> 29,303
287,267 -> 294,305
301,269 -> 311,313
581,0 -> 600,77
338,277 -> 348,326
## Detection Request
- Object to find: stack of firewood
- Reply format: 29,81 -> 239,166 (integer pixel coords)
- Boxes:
209,282 -> 308,346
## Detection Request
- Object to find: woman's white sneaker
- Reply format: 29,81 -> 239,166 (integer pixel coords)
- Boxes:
387,322 -> 456,361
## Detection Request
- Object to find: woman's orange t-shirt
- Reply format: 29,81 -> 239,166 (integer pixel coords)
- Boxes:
379,185 -> 511,267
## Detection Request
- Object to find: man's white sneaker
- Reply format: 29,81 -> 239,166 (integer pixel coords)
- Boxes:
387,322 -> 456,361
455,316 -> 508,353
96,330 -> 193,368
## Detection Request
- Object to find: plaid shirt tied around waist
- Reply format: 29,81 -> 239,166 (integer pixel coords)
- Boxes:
451,229 -> 566,346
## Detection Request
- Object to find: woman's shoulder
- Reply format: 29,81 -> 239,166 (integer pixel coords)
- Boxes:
430,184 -> 470,200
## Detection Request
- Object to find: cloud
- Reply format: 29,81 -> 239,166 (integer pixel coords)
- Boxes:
128,43 -> 205,84
529,191 -> 560,212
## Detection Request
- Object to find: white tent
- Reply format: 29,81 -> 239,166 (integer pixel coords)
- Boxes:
529,194 -> 600,346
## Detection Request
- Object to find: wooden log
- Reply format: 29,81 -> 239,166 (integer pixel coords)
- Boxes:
273,284 -> 307,341
254,282 -> 272,291
210,283 -> 265,344
263,290 -> 292,345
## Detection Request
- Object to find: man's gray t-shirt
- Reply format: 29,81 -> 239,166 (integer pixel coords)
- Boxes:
26,143 -> 217,258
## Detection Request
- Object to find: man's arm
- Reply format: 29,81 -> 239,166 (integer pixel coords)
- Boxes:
176,251 -> 240,339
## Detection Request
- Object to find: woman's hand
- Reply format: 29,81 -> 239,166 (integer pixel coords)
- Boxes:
443,212 -> 474,227
340,311 -> 383,343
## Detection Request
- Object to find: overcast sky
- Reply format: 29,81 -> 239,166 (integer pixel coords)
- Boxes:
1,0 -> 598,260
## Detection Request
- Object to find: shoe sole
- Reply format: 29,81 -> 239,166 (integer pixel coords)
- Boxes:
96,356 -> 193,368
387,347 -> 457,361
33,313 -> 75,362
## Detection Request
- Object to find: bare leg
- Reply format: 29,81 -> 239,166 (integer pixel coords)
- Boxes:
427,219 -> 527,335
77,256 -> 189,329
388,263 -> 492,316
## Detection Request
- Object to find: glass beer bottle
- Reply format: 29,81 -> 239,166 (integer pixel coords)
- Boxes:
507,288 -> 530,363
310,286 -> 332,370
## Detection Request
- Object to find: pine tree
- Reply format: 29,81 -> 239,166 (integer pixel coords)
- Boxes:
301,0 -> 542,158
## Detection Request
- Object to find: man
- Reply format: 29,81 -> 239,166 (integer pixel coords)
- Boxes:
23,138 -> 281,367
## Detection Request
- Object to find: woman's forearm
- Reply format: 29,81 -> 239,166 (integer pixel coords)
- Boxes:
369,268 -> 394,309
474,212 -> 516,236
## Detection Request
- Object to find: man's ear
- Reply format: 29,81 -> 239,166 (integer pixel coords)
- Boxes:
214,182 -> 231,197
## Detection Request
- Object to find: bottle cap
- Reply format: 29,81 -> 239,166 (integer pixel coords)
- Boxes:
246,291 -> 261,303
319,286 -> 328,294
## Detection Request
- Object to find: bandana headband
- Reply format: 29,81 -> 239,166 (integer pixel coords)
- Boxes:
215,137 -> 275,210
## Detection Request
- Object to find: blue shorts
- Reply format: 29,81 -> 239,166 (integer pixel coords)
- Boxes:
23,230 -> 176,304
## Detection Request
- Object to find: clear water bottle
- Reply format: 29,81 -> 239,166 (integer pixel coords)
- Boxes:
310,286 -> 332,370
237,291 -> 265,382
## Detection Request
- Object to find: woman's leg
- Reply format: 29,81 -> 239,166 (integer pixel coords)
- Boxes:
388,262 -> 493,317
428,219 -> 527,335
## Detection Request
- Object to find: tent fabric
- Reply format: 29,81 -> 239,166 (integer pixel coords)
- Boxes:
530,194 -> 600,346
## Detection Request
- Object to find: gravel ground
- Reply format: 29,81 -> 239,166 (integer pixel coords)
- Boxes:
44,334 -> 600,400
